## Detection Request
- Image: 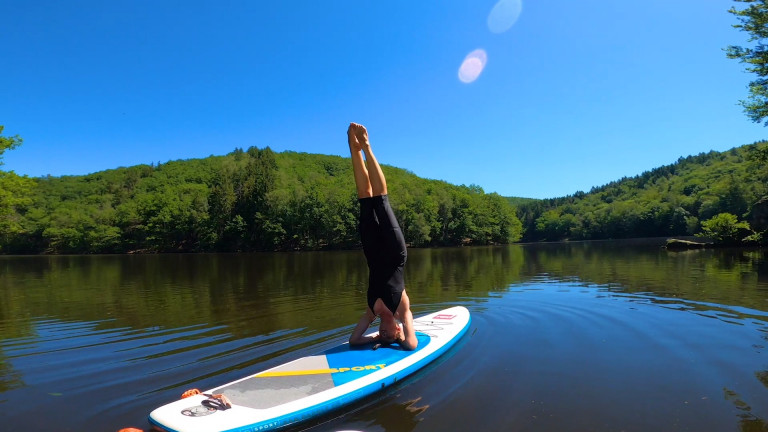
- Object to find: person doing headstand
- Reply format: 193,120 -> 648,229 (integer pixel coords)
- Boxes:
347,123 -> 418,351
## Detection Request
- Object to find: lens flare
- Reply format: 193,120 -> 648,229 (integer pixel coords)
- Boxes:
458,49 -> 488,84
487,0 -> 523,34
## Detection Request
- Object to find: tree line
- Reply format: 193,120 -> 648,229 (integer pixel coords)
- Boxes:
3,126 -> 768,252
515,142 -> 768,245
0,138 -> 523,254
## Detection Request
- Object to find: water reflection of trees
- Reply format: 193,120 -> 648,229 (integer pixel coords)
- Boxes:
518,242 -> 768,313
356,396 -> 428,432
0,357 -> 23,395
0,244 -> 766,341
724,386 -> 768,432
0,247 -> 528,342
311,396 -> 428,432
0,247 -> 529,397
406,246 -> 526,307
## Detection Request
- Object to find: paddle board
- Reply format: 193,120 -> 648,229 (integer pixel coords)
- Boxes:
148,306 -> 470,432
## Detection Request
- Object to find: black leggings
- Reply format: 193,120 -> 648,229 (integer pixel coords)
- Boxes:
359,195 -> 407,315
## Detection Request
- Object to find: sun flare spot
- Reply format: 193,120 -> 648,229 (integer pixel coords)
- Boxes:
487,0 -> 523,34
458,49 -> 488,84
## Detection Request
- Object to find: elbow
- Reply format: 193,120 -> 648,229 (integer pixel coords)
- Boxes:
401,339 -> 418,351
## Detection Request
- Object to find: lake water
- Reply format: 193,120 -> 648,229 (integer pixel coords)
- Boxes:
1,241 -> 768,431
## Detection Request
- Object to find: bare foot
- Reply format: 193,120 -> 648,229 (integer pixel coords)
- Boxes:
351,123 -> 371,151
347,123 -> 361,151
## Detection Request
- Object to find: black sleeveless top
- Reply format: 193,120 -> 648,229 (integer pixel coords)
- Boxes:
359,195 -> 407,315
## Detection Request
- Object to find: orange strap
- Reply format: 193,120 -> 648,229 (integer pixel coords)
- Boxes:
181,388 -> 201,399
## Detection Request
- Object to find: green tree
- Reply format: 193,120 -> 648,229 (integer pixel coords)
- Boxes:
699,213 -> 752,244
746,142 -> 768,191
0,142 -> 523,253
727,0 -> 768,124
135,183 -> 210,252
0,126 -> 22,163
0,172 -> 35,246
238,147 -> 278,250
0,126 -> 35,250
535,209 -> 575,240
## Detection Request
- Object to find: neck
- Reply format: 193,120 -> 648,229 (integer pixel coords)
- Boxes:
379,310 -> 396,325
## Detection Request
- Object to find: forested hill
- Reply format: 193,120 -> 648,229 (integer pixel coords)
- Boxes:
516,141 -> 768,243
4,139 -> 767,254
0,147 -> 523,254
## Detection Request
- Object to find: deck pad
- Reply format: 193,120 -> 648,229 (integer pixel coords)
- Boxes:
219,334 -> 430,410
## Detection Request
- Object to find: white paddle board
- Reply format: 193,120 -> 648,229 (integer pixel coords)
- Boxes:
148,306 -> 470,432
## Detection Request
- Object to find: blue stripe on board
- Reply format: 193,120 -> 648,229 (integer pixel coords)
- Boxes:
326,333 -> 430,386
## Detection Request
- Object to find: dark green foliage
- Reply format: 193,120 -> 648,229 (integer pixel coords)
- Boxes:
517,142 -> 768,243
727,0 -> 768,125
0,126 -> 22,166
0,127 -> 35,251
0,146 -> 523,254
699,213 -> 752,244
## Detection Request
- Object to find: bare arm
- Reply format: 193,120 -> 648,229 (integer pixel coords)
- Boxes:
349,309 -> 378,346
397,292 -> 418,350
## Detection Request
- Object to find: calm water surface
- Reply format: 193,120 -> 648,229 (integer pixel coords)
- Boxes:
1,241 -> 768,431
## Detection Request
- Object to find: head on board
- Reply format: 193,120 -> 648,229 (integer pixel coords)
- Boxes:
377,314 -> 402,345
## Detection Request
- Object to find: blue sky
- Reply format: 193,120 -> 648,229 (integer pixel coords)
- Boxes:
1,0 -> 765,199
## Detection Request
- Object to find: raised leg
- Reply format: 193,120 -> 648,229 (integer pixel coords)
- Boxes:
348,124 -> 372,198
353,124 -> 388,197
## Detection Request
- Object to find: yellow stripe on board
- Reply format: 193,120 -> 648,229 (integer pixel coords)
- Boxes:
255,368 -> 336,378
255,364 -> 387,378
